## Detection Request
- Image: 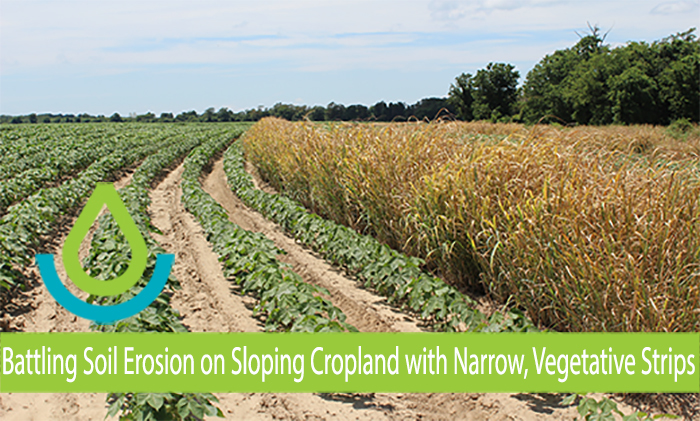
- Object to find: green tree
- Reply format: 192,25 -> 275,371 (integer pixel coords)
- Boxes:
345,104 -> 370,121
77,113 -> 93,123
609,66 -> 659,124
449,63 -> 519,121
201,107 -> 217,122
656,28 -> 700,122
216,107 -> 232,122
564,51 -> 613,125
521,48 -> 580,123
521,26 -> 608,124
408,97 -> 454,120
448,73 -> 474,120
308,106 -> 326,121
325,102 -> 346,121
109,113 -> 123,123
176,110 -> 198,122
159,112 -> 174,122
522,26 -> 699,125
270,103 -> 306,121
370,101 -> 388,121
136,112 -> 156,122
386,102 -> 407,121
471,63 -> 520,121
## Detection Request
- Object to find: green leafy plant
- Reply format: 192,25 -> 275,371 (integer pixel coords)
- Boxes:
667,118 -> 699,141
76,125 -> 247,419
0,131 -> 120,213
561,394 -> 679,421
107,393 -> 223,421
0,138 -> 161,300
86,131 -> 235,418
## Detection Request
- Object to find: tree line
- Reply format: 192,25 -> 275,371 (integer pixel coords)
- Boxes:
0,98 -> 455,125
2,27 -> 697,126
450,26 -> 698,125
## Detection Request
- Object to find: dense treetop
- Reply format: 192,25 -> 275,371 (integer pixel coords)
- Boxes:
519,27 -> 699,125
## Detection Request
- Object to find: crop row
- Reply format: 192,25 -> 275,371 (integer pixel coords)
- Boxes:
0,124 -> 153,181
81,127 -> 244,419
0,139 -> 164,296
223,141 -> 536,333
180,128 -> 355,333
242,118 -> 700,332
0,126 -> 185,214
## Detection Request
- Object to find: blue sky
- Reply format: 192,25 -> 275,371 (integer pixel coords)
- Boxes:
0,0 -> 698,116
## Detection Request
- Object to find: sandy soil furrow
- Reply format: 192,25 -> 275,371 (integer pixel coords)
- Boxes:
149,163 -> 262,333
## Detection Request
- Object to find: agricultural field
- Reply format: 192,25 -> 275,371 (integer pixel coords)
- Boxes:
243,118 -> 700,333
0,121 -> 696,419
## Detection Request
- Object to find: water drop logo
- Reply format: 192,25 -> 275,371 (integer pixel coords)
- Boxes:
36,183 -> 174,324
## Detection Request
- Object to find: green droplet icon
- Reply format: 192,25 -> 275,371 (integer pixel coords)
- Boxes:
62,183 -> 148,296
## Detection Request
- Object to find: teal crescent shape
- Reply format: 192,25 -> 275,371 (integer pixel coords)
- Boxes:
36,254 -> 174,325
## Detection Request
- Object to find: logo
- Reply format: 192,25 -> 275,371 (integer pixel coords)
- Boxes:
36,183 -> 174,324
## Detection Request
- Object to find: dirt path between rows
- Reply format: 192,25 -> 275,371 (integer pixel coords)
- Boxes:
0,170 -> 137,421
196,157 -> 595,420
150,163 -> 262,334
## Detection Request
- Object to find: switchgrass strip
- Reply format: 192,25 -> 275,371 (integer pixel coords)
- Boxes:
223,141 -> 537,333
240,118 -> 700,333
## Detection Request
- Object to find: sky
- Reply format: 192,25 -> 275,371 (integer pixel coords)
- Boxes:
0,0 -> 698,116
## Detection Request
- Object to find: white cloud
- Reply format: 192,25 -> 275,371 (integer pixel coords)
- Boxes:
651,0 -> 699,14
429,1 -> 469,21
483,0 -> 525,10
0,0 -> 694,76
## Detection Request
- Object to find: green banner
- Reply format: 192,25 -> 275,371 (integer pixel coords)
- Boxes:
1,333 -> 697,393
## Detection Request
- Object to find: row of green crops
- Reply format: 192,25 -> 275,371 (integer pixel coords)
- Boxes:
0,124 -> 158,180
0,135 -> 120,213
0,139 -> 164,297
80,126 -> 248,420
0,125 -> 195,215
223,142 -> 536,333
180,129 -> 355,333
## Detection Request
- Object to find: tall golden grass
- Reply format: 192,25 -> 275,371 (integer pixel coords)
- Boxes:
242,117 -> 700,332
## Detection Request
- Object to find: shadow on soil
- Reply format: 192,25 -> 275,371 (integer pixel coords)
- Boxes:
318,393 -> 395,413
